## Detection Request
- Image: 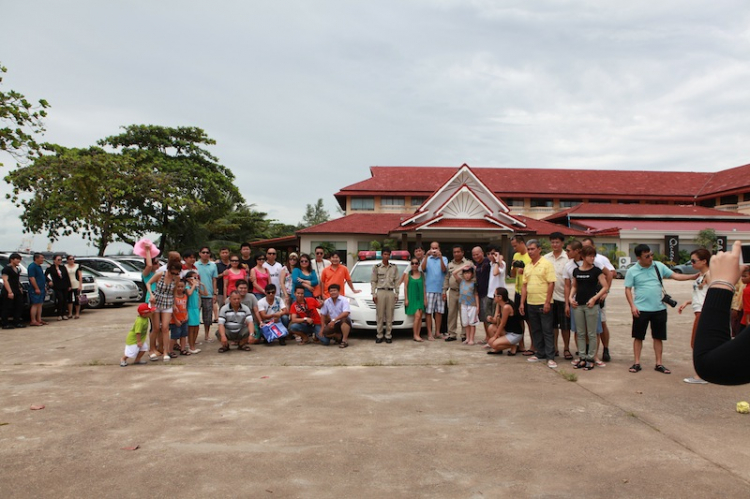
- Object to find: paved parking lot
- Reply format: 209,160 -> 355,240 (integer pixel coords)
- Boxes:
2,279 -> 750,498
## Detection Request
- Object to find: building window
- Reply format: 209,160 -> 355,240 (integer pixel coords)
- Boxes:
381,197 -> 405,206
559,199 -> 582,208
530,198 -> 553,208
720,195 -> 739,205
744,193 -> 750,202
617,199 -> 640,204
351,197 -> 375,211
505,198 -> 525,207
410,196 -> 426,206
699,198 -> 716,208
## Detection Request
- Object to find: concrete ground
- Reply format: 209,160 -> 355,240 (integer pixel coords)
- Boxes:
2,279 -> 750,498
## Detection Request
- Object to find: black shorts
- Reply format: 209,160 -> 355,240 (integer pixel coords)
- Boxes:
551,300 -> 570,330
631,310 -> 667,341
513,293 -> 527,318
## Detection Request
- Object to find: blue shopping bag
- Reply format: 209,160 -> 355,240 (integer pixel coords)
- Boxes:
261,321 -> 289,343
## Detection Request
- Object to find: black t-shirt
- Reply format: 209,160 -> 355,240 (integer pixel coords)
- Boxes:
216,261 -> 229,295
573,266 -> 603,304
2,265 -> 22,294
239,258 -> 253,272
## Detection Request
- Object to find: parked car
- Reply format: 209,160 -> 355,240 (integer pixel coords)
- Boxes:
615,262 -> 636,279
109,256 -> 147,271
79,266 -> 140,308
670,263 -> 700,275
346,251 -> 414,331
75,257 -> 147,301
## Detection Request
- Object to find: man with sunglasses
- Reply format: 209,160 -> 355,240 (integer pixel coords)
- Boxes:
624,243 -> 697,375
311,246 -> 331,298
197,247 -> 218,341
263,248 -> 284,301
258,284 -> 289,345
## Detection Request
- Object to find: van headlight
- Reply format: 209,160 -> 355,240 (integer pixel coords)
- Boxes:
346,296 -> 359,308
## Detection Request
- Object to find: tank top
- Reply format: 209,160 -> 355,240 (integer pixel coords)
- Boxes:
692,272 -> 709,313
154,272 -> 176,310
504,305 -> 522,334
254,267 -> 269,291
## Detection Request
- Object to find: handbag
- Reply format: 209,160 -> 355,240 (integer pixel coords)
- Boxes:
79,292 -> 89,307
260,321 -> 289,343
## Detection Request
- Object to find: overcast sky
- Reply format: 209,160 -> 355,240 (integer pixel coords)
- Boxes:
2,0 -> 750,254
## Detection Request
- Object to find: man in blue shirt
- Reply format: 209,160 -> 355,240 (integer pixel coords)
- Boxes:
196,246 -> 219,342
624,243 -> 696,375
421,241 -> 448,340
27,253 -> 47,326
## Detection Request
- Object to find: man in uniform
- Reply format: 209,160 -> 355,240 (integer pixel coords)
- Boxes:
444,245 -> 472,342
371,248 -> 399,344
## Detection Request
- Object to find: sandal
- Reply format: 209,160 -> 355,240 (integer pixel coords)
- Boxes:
169,351 -> 179,358
522,350 -> 536,356
654,364 -> 671,374
595,360 -> 606,367
339,341 -> 348,349
628,363 -> 642,373
218,344 -> 230,353
573,360 -> 587,369
240,344 -> 252,351
583,361 -> 595,371
180,349 -> 191,356
506,350 -> 517,356
563,350 -> 573,360
486,350 -> 503,355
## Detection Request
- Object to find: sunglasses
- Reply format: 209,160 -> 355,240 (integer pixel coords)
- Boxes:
230,260 -> 239,263
267,252 -> 276,255
200,251 -> 210,254
315,252 -> 323,255
266,290 -> 276,295
258,258 -> 266,261
411,262 -> 419,265
690,259 -> 699,264
300,260 -> 309,264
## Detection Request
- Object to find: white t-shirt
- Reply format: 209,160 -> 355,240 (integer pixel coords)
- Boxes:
263,261 -> 284,289
312,259 -> 331,284
486,261 -> 507,298
258,295 -> 285,319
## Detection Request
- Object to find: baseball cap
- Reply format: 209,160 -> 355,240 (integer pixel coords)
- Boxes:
137,303 -> 156,315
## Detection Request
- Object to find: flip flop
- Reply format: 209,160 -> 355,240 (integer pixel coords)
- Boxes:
654,364 -> 671,374
522,350 -> 536,356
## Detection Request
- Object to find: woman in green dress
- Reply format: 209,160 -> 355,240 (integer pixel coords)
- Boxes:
403,258 -> 426,342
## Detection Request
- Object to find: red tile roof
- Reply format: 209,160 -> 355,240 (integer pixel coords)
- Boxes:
543,203 -> 750,222
512,215 -> 589,237
334,164 -> 750,205
249,235 -> 298,248
697,162 -> 750,197
296,214 -> 406,235
576,219 -> 750,232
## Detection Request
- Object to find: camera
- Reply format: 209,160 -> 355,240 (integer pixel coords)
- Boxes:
662,294 -> 677,308
512,260 -> 525,269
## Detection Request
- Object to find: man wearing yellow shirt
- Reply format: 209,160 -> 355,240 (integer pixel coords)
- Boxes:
520,239 -> 557,369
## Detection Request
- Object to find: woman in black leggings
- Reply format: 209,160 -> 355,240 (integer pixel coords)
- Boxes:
693,241 -> 750,385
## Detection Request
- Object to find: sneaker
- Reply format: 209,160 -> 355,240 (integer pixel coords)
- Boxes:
163,355 -> 171,362
683,377 -> 708,384
135,360 -> 148,365
547,360 -> 558,369
120,360 -> 128,367
602,348 -> 611,362
188,348 -> 201,354
527,356 -> 541,363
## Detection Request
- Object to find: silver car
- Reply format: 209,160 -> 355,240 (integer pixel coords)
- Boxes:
80,266 -> 140,308
75,257 -> 147,301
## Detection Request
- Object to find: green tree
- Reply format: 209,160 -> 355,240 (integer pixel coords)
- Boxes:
695,228 -> 718,251
5,145 -> 152,255
0,62 -> 50,165
299,198 -> 330,229
99,125 -> 243,251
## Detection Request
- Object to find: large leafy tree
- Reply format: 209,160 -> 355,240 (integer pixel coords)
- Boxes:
5,145 -> 152,255
0,62 -> 49,165
99,125 -> 243,251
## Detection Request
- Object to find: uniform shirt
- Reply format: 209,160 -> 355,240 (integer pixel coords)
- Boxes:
424,256 -> 448,294
445,258 -> 472,293
196,260 -> 218,297
624,261 -> 673,312
512,252 -> 532,293
291,297 -> 322,325
320,264 -> 352,298
218,303 -> 254,335
320,296 -> 350,320
523,257 -> 556,306
370,262 -> 399,295
543,251 -> 569,302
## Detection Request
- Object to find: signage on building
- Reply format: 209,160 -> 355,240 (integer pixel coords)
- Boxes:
716,236 -> 728,254
664,235 -> 679,263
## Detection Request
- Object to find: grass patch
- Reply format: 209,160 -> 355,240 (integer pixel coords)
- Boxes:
362,361 -> 384,367
444,359 -> 459,365
85,359 -> 106,366
559,369 -> 577,382
626,411 -> 637,418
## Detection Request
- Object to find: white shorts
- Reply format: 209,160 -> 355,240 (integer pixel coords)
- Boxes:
460,305 -> 479,326
505,332 -> 523,345
600,307 -> 607,322
124,342 -> 149,358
